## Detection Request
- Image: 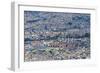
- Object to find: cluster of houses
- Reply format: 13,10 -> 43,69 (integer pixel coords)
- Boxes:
24,39 -> 77,50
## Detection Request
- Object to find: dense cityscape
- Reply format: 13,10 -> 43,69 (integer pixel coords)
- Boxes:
24,11 -> 90,61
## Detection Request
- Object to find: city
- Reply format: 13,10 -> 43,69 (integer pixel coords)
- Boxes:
24,11 -> 90,61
